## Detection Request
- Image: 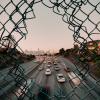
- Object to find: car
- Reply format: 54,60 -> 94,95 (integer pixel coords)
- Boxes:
48,61 -> 52,64
34,60 -> 38,63
56,74 -> 65,83
38,66 -> 43,71
54,66 -> 60,71
55,59 -> 59,63
47,64 -> 51,67
45,68 -> 51,75
54,62 -> 57,65
43,61 -> 46,64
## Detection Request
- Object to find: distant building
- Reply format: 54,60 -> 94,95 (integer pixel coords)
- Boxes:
25,50 -> 45,55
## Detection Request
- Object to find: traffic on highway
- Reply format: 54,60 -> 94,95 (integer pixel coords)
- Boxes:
0,56 -> 100,100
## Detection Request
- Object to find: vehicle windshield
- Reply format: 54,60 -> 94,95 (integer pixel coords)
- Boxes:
59,76 -> 63,78
58,74 -> 63,77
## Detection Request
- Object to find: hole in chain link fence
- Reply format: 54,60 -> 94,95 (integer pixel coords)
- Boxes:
0,0 -> 100,100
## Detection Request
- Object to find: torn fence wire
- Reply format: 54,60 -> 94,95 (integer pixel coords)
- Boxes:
0,0 -> 100,100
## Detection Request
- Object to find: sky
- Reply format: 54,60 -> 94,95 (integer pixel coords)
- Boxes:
18,2 -> 74,52
0,0 -> 100,53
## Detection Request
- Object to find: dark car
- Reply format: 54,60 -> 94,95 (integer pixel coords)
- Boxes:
54,66 -> 60,71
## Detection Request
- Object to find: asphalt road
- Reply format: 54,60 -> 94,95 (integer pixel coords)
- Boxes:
0,57 -> 100,100
0,60 -> 40,99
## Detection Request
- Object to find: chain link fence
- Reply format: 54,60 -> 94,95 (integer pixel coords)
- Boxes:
0,0 -> 100,100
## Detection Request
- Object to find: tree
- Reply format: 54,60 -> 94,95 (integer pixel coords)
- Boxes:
73,44 -> 79,54
59,48 -> 65,55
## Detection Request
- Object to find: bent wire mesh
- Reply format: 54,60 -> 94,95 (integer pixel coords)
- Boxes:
0,0 -> 100,100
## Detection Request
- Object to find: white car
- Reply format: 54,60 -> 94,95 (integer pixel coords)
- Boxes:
38,66 -> 43,71
48,61 -> 51,64
54,62 -> 57,65
57,74 -> 65,83
45,68 -> 51,75
43,61 -> 46,64
47,64 -> 51,67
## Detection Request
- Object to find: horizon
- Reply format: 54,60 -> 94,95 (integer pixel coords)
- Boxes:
24,47 -> 73,54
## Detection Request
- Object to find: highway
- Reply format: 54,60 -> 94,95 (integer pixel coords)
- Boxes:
0,57 -> 100,100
